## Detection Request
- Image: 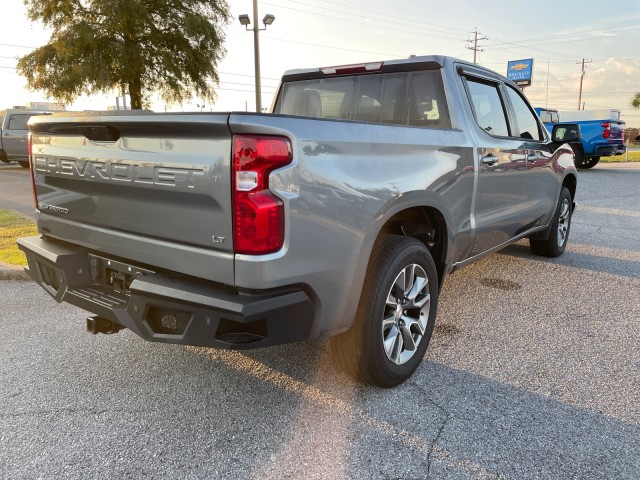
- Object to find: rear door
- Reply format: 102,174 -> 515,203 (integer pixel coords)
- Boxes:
4,113 -> 33,160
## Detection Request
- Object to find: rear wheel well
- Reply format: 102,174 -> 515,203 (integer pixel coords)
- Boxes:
562,174 -> 577,203
376,206 -> 447,287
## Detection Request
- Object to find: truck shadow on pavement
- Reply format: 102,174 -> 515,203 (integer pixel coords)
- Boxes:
7,332 -> 639,479
498,243 -> 640,279
2,288 -> 639,479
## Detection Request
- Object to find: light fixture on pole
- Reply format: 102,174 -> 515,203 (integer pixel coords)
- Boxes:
239,1 -> 275,113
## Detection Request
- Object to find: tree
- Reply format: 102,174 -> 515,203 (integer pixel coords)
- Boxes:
17,0 -> 230,109
632,92 -> 640,109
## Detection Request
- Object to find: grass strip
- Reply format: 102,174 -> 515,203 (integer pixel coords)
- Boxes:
0,209 -> 37,266
600,150 -> 640,162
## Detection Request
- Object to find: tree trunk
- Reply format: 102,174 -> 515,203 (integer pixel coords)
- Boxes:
128,77 -> 143,109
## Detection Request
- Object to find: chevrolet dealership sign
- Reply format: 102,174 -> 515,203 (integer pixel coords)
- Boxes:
507,59 -> 534,87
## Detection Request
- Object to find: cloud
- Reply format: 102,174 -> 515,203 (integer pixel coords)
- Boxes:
584,58 -> 640,91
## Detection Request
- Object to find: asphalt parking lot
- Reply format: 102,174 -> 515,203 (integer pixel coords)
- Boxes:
1,162 -> 639,479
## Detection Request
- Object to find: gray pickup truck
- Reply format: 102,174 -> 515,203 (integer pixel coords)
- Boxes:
18,56 -> 577,387
0,109 -> 52,167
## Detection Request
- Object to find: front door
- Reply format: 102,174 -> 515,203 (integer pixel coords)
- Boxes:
463,76 -> 532,256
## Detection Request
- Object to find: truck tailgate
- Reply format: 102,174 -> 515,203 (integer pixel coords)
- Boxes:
28,112 -> 235,284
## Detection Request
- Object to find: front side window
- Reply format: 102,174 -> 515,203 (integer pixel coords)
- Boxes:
465,79 -> 509,137
506,86 -> 543,141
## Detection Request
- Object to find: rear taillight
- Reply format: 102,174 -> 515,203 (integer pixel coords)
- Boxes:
232,134 -> 292,255
601,122 -> 611,139
27,132 -> 38,210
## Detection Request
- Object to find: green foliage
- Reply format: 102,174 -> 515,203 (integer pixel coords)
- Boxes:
632,92 -> 640,109
18,0 -> 230,109
0,209 -> 37,266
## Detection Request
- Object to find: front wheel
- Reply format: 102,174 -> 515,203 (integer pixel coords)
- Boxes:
18,160 -> 30,169
329,235 -> 439,388
529,187 -> 572,257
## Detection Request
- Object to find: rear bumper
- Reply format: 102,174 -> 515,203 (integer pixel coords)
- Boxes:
593,143 -> 625,157
17,236 -> 314,350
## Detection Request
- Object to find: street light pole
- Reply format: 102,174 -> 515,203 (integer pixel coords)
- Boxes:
239,2 -> 275,113
252,0 -> 262,113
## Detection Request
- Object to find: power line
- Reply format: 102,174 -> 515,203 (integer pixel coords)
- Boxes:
261,1 -> 462,42
267,0 -> 470,36
220,71 -> 281,81
0,43 -> 35,49
215,86 -> 277,94
310,0 -> 469,33
261,33 -> 403,57
484,24 -> 640,48
220,80 -> 278,89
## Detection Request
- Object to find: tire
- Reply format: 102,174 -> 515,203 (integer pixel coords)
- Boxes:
329,234 -> 439,388
581,156 -> 600,169
0,151 -> 8,163
529,186 -> 572,258
18,160 -> 30,169
574,150 -> 600,169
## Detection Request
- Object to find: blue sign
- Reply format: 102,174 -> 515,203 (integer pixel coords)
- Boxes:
507,59 -> 534,87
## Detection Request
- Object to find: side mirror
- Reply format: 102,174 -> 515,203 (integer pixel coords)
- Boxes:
552,124 -> 580,143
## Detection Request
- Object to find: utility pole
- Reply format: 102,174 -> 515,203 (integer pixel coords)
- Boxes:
466,28 -> 487,64
577,58 -> 591,110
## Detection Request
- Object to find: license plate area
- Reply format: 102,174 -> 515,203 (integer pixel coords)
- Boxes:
89,254 -> 155,293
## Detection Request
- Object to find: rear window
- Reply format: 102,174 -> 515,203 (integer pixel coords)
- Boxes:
539,110 -> 559,123
274,70 -> 451,129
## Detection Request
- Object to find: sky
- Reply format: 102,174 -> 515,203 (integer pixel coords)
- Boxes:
1,0 -> 639,126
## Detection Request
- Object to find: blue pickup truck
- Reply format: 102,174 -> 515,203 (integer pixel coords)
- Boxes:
534,108 -> 626,169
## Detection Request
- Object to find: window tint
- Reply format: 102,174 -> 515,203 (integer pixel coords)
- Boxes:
407,72 -> 451,128
466,79 -> 509,137
352,73 -> 408,124
553,125 -> 580,141
506,86 -> 543,141
8,114 -> 33,130
275,70 -> 450,129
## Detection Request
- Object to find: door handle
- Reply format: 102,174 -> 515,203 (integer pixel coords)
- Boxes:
525,152 -> 536,163
481,153 -> 497,166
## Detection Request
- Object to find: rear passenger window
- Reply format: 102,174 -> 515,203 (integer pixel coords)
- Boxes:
505,86 -> 543,141
275,70 -> 451,129
465,79 -> 509,137
407,72 -> 451,128
8,114 -> 32,130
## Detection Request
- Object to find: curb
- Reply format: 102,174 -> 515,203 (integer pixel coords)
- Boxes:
0,261 -> 30,281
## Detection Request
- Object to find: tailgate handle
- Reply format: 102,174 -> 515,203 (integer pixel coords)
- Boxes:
44,124 -> 121,142
81,125 -> 120,142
